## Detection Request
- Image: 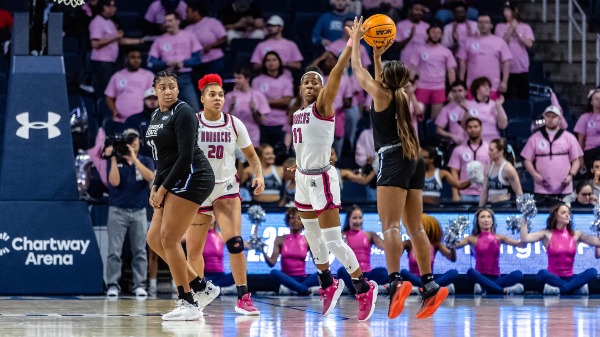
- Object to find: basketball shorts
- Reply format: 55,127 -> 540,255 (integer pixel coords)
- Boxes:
295,167 -> 342,215
198,175 -> 241,215
169,160 -> 215,206
377,145 -> 425,189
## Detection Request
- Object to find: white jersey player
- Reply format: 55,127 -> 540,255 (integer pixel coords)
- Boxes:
186,74 -> 265,316
292,42 -> 377,322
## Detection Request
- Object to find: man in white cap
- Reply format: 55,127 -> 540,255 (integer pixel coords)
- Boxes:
521,105 -> 583,207
250,15 -> 303,73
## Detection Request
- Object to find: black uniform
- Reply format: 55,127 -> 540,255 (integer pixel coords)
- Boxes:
146,100 -> 215,205
370,96 -> 425,189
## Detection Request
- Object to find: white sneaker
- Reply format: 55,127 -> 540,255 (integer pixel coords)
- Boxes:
162,299 -> 202,321
543,284 -> 560,295
473,283 -> 482,295
148,285 -> 157,297
575,284 -> 589,295
446,283 -> 455,295
278,284 -> 295,296
220,284 -> 237,296
505,283 -> 524,295
134,287 -> 148,298
193,281 -> 220,307
106,286 -> 119,297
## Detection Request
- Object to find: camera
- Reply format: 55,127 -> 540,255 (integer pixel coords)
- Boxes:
102,132 -> 137,160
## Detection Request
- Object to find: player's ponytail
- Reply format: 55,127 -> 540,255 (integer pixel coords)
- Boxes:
382,61 -> 420,160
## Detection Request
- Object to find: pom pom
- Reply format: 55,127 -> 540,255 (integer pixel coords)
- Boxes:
444,216 -> 470,248
466,160 -> 484,185
517,193 -> 537,220
198,74 -> 223,91
248,205 -> 267,251
506,215 -> 532,235
590,204 -> 600,236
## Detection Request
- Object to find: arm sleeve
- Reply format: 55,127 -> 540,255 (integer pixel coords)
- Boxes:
250,44 -> 262,64
568,134 -> 584,160
147,56 -> 166,72
160,105 -> 199,190
573,114 -> 587,135
520,136 -> 535,161
448,148 -> 461,170
183,50 -> 202,68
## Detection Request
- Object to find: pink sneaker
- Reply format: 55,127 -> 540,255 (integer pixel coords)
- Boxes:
234,293 -> 260,316
356,280 -> 378,321
317,278 -> 345,316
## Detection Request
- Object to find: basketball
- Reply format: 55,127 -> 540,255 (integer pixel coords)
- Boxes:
362,14 -> 396,47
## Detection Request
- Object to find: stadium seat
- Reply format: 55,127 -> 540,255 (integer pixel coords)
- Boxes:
63,36 -> 80,54
115,0 -> 153,14
228,38 -> 261,69
529,96 -> 552,118
529,60 -> 546,83
505,118 -> 531,141
291,0 -> 330,13
503,99 -> 531,120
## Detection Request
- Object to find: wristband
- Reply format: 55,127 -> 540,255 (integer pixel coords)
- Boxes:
346,38 -> 353,47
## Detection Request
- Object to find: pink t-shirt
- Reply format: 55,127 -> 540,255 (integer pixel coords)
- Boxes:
410,99 -> 425,135
520,129 -> 583,194
448,140 -> 490,195
395,20 -> 429,64
355,128 -> 375,167
465,99 -> 501,142
326,38 -> 372,67
223,88 -> 271,146
149,30 -> 202,73
144,0 -> 187,24
250,38 -> 303,65
184,17 -> 226,63
104,68 -> 155,122
442,20 -> 479,51
409,43 -> 457,90
324,74 -> 353,112
89,15 -> 119,62
349,75 -> 365,107
435,101 -> 467,144
456,34 -> 513,91
574,112 -> 600,150
251,73 -> 294,127
494,22 -> 534,74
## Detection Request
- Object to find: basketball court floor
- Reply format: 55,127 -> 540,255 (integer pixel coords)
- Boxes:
1,295 -> 599,336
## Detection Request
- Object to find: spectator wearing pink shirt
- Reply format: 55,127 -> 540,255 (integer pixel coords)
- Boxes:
462,77 -> 508,143
218,0 -> 265,41
441,2 -> 478,54
395,2 -> 429,64
250,16 -> 303,75
327,18 -> 372,151
521,106 -> 583,207
89,0 -> 144,96
144,0 -> 187,36
436,80 -> 468,146
448,117 -> 490,202
224,67 -> 271,146
574,89 -> 600,175
147,12 -> 202,112
104,49 -> 154,123
457,14 -> 512,99
185,1 -> 227,75
409,25 -> 457,119
252,51 -> 294,151
406,79 -> 425,138
495,2 -> 535,100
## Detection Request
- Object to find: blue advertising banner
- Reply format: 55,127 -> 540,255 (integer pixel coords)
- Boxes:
233,211 -> 600,275
0,202 -> 104,294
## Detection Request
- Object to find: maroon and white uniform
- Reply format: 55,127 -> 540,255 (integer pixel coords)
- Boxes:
292,103 -> 341,215
196,112 -> 252,214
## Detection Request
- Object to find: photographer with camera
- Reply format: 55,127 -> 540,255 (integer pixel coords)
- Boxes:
104,129 -> 156,297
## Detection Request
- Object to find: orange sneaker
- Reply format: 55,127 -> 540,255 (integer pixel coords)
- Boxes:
387,280 -> 412,319
416,287 -> 448,319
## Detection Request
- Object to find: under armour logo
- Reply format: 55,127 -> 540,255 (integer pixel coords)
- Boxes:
16,112 -> 61,139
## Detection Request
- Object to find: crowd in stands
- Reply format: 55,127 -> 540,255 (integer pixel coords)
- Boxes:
1,0 -> 600,209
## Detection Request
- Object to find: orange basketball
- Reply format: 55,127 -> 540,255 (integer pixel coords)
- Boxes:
362,14 -> 396,47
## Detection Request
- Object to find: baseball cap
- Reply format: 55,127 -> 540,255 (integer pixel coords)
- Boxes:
542,105 -> 561,117
144,88 -> 157,99
123,128 -> 140,138
266,15 -> 284,27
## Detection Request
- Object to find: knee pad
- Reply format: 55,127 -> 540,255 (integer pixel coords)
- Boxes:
301,218 -> 329,265
226,236 -> 244,254
321,227 -> 360,274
